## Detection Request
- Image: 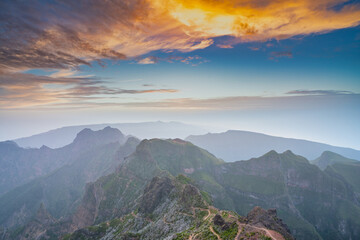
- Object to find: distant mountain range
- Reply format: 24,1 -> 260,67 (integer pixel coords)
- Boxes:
186,130 -> 360,161
1,127 -> 359,240
0,127 -> 140,228
13,121 -> 207,149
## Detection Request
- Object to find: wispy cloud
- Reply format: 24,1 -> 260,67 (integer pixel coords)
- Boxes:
9,90 -> 358,111
0,72 -> 178,109
270,51 -> 293,59
217,44 -> 234,49
286,90 -> 356,95
0,0 -> 359,72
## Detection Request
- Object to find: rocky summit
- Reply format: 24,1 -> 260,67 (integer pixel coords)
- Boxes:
64,175 -> 292,240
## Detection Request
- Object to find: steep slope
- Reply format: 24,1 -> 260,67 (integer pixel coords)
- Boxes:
0,127 -> 126,196
312,151 -> 359,170
0,129 -> 139,228
71,140 -> 360,240
313,151 -> 360,193
14,121 -> 207,148
71,139 -> 224,229
64,175 -> 293,240
2,138 -> 359,240
186,130 -> 360,161
209,150 -> 360,240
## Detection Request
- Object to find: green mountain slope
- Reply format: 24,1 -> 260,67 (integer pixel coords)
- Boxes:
70,140 -> 360,240
71,139 -> 224,229
312,151 -> 359,170
313,151 -> 360,192
211,150 -> 360,240
2,138 -> 359,240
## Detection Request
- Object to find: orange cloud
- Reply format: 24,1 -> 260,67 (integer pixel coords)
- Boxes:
0,0 -> 359,72
163,0 -> 360,41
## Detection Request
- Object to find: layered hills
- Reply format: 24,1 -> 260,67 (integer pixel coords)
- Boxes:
0,127 -> 127,196
0,128 -> 359,240
186,130 -> 360,161
68,139 -> 360,240
0,127 -> 140,228
14,121 -> 207,149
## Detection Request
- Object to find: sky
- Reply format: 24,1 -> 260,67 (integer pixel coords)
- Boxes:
0,0 -> 359,149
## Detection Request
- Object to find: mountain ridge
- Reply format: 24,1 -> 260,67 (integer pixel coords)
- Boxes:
186,130 -> 360,161
13,121 -> 207,149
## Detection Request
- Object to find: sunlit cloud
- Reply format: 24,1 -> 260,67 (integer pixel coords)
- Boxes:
0,0 -> 359,72
137,57 -> 158,64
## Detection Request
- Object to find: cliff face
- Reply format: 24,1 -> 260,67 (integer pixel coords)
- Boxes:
246,206 -> 294,240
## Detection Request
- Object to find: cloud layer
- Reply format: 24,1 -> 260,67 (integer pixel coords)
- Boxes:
1,0 -> 359,109
0,72 -> 178,109
1,0 -> 359,71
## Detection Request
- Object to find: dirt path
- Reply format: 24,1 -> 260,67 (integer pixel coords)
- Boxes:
192,207 -> 211,220
234,222 -> 284,240
235,221 -> 242,240
162,216 -> 171,224
210,226 -> 222,240
188,233 -> 198,240
203,209 -> 211,220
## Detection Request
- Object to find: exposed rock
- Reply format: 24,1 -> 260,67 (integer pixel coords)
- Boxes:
139,176 -> 174,214
35,202 -> 56,225
72,183 -> 102,229
213,214 -> 225,226
63,175 -> 294,240
247,206 -> 295,240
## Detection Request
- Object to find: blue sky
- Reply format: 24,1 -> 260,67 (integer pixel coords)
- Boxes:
0,0 -> 359,149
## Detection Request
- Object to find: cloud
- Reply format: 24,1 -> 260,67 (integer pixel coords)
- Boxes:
137,57 -> 158,64
10,90 -> 357,111
0,0 -> 359,72
270,51 -> 293,58
286,89 -> 356,95
0,72 -> 178,109
249,47 -> 260,51
217,44 -> 234,49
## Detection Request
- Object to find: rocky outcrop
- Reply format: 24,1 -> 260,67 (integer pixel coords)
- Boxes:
139,176 -> 174,214
247,206 -> 294,240
71,183 -> 103,229
65,175 -> 293,240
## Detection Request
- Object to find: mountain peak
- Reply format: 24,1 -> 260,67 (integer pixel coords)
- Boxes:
320,150 -> 343,158
283,150 -> 296,157
263,150 -> 279,157
72,127 -> 125,147
313,150 -> 358,170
